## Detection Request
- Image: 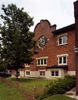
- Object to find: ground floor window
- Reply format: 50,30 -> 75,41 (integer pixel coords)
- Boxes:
51,71 -> 59,76
26,71 -> 30,75
40,71 -> 45,76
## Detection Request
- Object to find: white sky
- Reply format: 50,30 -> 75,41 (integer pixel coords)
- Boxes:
0,0 -> 76,31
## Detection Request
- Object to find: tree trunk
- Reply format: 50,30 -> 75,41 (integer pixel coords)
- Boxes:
74,1 -> 78,95
16,70 -> 19,81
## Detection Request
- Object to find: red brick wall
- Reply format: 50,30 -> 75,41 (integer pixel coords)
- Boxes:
25,20 -> 75,71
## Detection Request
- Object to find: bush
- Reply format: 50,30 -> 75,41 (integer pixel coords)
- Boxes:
43,94 -> 76,100
37,75 -> 76,100
0,72 -> 11,78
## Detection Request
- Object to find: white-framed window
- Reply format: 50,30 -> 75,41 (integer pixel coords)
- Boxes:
25,64 -> 30,67
39,71 -> 45,76
36,57 -> 48,66
57,34 -> 67,45
57,54 -> 68,65
26,71 -> 30,75
51,71 -> 59,76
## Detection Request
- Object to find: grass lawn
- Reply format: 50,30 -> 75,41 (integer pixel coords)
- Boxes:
43,95 -> 77,100
0,81 -> 26,100
0,78 -> 77,100
11,78 -> 53,94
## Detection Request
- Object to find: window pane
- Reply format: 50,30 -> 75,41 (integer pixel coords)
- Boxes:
42,71 -> 45,76
44,59 -> 47,64
51,71 -> 54,76
59,57 -> 62,64
38,59 -> 40,65
40,72 -> 42,76
55,71 -> 59,76
63,36 -> 67,44
59,37 -> 62,44
63,56 -> 66,64
26,71 -> 30,75
41,59 -> 43,64
43,71 -> 45,76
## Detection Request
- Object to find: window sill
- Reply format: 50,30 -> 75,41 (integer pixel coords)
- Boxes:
50,76 -> 59,77
39,75 -> 45,77
37,65 -> 47,66
26,75 -> 30,76
58,64 -> 67,66
57,43 -> 68,46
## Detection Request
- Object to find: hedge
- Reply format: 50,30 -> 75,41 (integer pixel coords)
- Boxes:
37,75 -> 76,100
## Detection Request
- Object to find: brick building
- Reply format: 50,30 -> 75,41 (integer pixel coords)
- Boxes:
20,20 -> 76,79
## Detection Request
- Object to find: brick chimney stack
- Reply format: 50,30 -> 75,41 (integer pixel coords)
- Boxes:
74,0 -> 78,95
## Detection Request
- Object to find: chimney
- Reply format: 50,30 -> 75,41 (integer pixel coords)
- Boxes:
74,0 -> 78,95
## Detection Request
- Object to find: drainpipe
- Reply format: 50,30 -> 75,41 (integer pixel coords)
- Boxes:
74,0 -> 78,95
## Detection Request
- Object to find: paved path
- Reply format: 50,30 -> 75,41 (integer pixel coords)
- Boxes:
65,88 -> 78,99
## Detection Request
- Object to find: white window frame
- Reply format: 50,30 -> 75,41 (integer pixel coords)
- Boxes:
57,54 -> 68,65
39,71 -> 45,76
51,70 -> 59,76
26,70 -> 30,76
25,64 -> 30,67
36,57 -> 48,66
57,33 -> 67,46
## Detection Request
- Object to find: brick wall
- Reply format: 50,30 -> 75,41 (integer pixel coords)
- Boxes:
25,20 -> 75,72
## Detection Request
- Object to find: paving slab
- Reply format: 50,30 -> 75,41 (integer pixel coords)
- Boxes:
65,87 -> 78,99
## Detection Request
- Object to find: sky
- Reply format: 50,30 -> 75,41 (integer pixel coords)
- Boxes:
0,0 -> 76,31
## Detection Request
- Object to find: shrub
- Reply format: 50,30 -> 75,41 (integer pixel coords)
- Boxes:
37,75 -> 76,100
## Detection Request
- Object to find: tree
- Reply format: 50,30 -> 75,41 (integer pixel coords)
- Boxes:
0,4 -> 36,79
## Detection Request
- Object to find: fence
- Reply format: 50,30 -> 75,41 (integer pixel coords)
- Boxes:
0,77 -> 37,100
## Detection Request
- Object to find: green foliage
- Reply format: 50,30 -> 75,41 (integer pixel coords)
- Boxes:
0,4 -> 37,76
37,75 -> 76,100
0,82 -> 26,100
43,94 -> 76,100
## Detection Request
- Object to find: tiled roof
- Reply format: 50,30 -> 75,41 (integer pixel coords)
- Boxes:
53,23 -> 75,34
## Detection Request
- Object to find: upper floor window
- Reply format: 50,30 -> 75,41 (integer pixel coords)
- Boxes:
36,57 -> 48,66
57,34 -> 67,46
25,64 -> 30,67
57,54 -> 68,65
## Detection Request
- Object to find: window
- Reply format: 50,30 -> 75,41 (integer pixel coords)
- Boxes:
51,71 -> 59,76
25,64 -> 30,67
40,71 -> 45,76
58,35 -> 67,45
37,57 -> 47,66
58,56 -> 67,65
57,54 -> 68,65
26,71 -> 30,75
